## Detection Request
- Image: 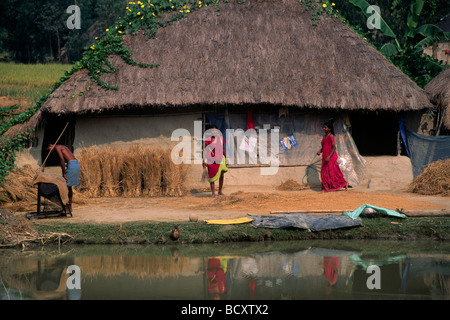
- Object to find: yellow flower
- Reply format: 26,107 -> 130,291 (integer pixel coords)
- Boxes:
118,30 -> 122,33
322,3 -> 327,8
137,12 -> 141,15
332,2 -> 335,5
106,28 -> 109,31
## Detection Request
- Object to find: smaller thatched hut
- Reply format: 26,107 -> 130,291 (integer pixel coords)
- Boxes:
425,68 -> 450,135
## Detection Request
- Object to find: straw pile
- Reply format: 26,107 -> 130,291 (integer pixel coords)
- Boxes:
78,145 -> 187,197
0,165 -> 37,208
276,179 -> 310,191
410,159 -> 450,196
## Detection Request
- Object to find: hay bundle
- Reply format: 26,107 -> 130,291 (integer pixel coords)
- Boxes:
99,147 -> 123,197
78,146 -> 102,197
142,147 -> 162,196
120,145 -> 144,197
160,149 -> 187,197
410,159 -> 450,196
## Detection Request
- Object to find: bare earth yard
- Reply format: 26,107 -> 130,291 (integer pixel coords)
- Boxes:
47,185 -> 450,224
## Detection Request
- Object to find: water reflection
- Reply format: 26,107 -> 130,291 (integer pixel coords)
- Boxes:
1,240 -> 449,300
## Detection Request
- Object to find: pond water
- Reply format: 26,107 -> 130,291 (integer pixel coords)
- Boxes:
1,240 -> 449,300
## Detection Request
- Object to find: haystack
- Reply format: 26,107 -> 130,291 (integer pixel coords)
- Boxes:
410,159 -> 450,196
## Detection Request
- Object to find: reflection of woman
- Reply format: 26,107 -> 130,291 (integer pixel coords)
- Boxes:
323,256 -> 339,285
207,258 -> 228,300
203,125 -> 228,197
316,120 -> 349,192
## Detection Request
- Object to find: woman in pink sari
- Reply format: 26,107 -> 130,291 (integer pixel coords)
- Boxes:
316,121 -> 349,192
203,125 -> 228,197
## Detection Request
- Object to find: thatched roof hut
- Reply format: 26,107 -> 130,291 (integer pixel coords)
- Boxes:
425,68 -> 450,131
41,0 -> 431,115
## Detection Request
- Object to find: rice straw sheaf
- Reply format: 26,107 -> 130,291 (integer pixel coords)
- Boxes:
78,146 -> 102,197
77,145 -> 186,197
160,149 -> 187,197
142,147 -> 162,197
410,159 -> 450,196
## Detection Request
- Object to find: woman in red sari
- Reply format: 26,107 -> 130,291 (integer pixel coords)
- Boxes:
316,121 -> 349,192
203,125 -> 228,197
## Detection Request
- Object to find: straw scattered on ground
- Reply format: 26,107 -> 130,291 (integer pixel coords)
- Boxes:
0,208 -> 72,248
276,179 -> 310,191
410,159 -> 450,196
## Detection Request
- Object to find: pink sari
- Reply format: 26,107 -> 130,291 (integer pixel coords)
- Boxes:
320,134 -> 347,191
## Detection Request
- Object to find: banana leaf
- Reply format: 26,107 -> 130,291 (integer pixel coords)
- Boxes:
405,0 -> 425,38
348,0 -> 397,39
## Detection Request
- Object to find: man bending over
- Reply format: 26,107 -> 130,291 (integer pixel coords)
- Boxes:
46,144 -> 80,214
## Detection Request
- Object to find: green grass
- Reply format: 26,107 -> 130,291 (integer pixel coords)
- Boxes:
0,62 -> 72,106
32,216 -> 450,246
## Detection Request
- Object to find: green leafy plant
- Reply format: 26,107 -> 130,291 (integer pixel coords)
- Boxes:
348,0 -> 449,87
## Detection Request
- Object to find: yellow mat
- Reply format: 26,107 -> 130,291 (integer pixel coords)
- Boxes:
204,217 -> 254,225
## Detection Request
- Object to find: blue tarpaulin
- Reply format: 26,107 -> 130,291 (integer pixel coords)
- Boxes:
248,213 -> 363,231
399,117 -> 450,177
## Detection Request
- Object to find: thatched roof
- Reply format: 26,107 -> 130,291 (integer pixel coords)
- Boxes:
41,0 -> 432,115
425,68 -> 450,130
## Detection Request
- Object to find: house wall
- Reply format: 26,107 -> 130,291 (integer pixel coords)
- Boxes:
15,112 -> 414,192
72,113 -> 202,153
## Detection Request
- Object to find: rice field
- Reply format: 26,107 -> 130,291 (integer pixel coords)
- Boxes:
0,62 -> 73,107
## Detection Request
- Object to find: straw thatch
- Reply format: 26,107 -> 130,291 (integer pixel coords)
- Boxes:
425,68 -> 450,130
41,0 -> 431,115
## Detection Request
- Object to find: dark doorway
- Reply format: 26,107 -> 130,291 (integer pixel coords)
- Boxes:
41,115 -> 76,166
349,112 -> 400,156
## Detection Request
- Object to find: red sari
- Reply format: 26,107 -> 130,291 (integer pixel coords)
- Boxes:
320,134 -> 347,191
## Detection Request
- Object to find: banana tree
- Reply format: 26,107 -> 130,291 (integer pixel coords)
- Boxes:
348,0 -> 449,87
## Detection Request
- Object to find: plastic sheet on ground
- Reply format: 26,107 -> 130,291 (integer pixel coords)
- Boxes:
342,204 -> 406,220
248,213 -> 362,231
204,217 -> 254,225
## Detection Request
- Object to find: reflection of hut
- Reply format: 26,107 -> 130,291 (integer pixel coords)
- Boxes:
425,68 -> 450,135
13,0 -> 432,190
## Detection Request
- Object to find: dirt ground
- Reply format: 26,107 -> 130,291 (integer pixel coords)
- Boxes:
31,184 -> 450,224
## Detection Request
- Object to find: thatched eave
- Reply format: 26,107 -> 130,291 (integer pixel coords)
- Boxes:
425,68 -> 450,130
